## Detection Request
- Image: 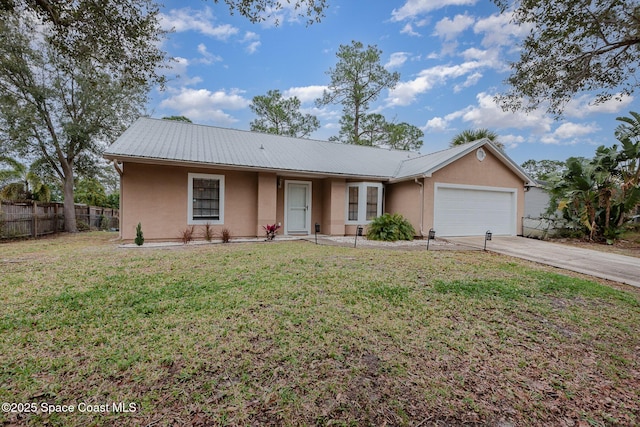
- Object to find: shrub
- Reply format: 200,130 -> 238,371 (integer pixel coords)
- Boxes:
134,222 -> 144,246
203,222 -> 214,241
366,213 -> 415,241
77,220 -> 90,232
263,223 -> 281,240
220,228 -> 232,243
180,226 -> 195,244
99,215 -> 110,231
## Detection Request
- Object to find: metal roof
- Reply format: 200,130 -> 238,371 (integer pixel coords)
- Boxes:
104,117 -> 534,184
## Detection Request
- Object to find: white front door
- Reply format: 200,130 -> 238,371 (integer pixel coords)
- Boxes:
285,181 -> 311,234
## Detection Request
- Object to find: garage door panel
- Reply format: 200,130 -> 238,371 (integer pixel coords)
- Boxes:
434,185 -> 515,236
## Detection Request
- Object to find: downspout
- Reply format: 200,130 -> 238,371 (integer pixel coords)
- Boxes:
112,161 -> 123,240
414,177 -> 424,237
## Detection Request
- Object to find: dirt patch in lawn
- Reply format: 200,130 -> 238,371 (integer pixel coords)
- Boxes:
551,230 -> 640,258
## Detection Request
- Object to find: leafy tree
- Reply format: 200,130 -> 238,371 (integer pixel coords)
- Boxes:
330,113 -> 424,150
0,0 -> 328,26
450,129 -> 505,150
612,111 -> 640,227
105,193 -> 120,209
162,115 -> 193,123
0,0 -> 167,90
211,0 -> 327,25
614,111 -> 640,193
0,8 -> 163,232
552,151 -> 627,241
493,0 -> 640,116
386,121 -> 424,151
549,114 -> 640,241
334,113 -> 386,146
0,156 -> 51,202
521,159 -> 566,181
250,89 -> 319,137
74,177 -> 108,207
316,41 -> 400,146
552,157 -> 602,240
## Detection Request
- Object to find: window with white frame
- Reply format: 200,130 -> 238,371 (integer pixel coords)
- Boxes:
345,182 -> 383,223
188,173 -> 224,224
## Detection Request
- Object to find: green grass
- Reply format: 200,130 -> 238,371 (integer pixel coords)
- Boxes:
1,232 -> 639,426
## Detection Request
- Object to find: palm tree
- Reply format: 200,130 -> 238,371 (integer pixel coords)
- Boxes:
0,156 -> 51,202
450,128 -> 505,150
614,111 -> 640,226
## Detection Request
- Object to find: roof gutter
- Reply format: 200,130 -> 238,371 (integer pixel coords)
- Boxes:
415,177 -> 425,237
111,160 -> 123,177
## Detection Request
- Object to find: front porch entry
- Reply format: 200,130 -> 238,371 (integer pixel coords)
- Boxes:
284,180 -> 311,235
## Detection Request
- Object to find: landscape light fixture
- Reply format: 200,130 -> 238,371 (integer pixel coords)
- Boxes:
427,228 -> 436,250
484,230 -> 492,251
315,222 -> 320,244
354,225 -> 363,248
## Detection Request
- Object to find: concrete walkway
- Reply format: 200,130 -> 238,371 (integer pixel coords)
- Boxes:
447,236 -> 640,289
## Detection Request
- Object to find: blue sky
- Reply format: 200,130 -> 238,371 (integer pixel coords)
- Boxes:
150,0 -> 636,165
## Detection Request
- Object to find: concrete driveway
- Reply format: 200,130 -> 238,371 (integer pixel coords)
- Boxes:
447,236 -> 640,289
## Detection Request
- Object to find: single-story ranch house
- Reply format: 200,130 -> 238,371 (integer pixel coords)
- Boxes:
104,117 -> 535,242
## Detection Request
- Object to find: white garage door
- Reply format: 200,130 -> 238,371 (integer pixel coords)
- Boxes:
434,184 -> 516,236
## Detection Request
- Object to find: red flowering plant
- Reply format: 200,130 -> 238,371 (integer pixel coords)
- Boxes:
263,223 -> 281,240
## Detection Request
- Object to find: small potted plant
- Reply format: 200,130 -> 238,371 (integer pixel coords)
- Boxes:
263,223 -> 281,241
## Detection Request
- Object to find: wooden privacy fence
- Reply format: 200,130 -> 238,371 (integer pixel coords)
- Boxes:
0,200 -> 119,239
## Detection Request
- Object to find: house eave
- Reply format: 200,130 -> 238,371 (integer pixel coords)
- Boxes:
388,173 -> 430,183
103,154 -> 392,181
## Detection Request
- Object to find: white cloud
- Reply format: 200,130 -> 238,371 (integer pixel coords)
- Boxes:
433,14 -> 475,41
473,13 -> 532,47
387,61 -> 486,106
553,122 -> 600,139
159,88 -> 250,124
400,23 -> 421,37
424,117 -> 450,132
385,52 -> 410,69
245,41 -> 261,54
196,44 -> 223,64
391,0 -> 477,22
197,44 -> 208,55
240,31 -> 261,54
500,134 -> 525,149
427,93 -> 603,147
460,92 -> 553,133
159,7 -> 239,40
242,31 -> 260,43
283,85 -> 327,103
255,2 -> 312,27
460,47 -> 499,63
439,41 -> 459,57
164,57 -> 203,86
169,56 -> 189,76
563,93 -> 634,118
453,72 -> 483,92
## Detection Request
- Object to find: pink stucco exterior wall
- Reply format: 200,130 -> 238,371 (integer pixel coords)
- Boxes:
120,164 -> 350,241
121,163 -> 259,241
385,149 -> 526,237
322,179 -> 346,236
385,179 -> 423,235
119,148 -> 526,241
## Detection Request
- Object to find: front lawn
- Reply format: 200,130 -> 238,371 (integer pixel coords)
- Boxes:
1,232 -> 639,426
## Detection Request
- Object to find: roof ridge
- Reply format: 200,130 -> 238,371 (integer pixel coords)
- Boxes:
140,116 -> 423,156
